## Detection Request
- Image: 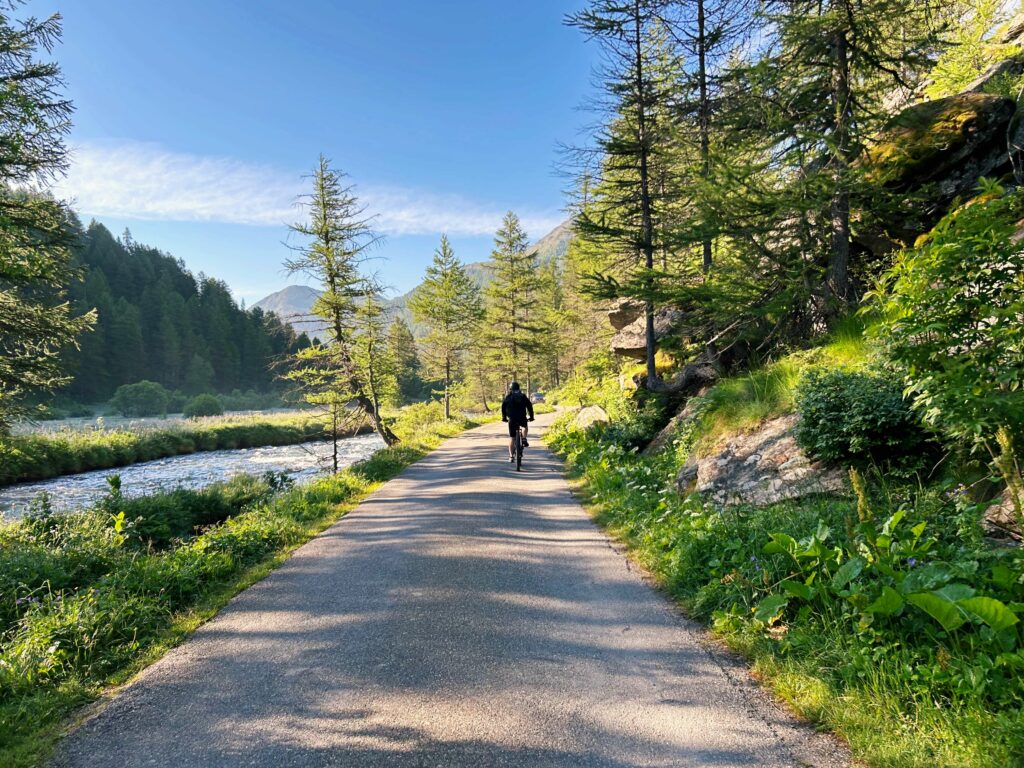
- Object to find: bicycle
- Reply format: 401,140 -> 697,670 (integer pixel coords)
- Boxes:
512,424 -> 526,471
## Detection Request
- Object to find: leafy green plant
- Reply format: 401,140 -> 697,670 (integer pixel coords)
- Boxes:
794,367 -> 933,470
868,183 -> 1024,454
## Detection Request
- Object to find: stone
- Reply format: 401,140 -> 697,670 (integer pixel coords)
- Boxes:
856,92 -> 1020,250
573,405 -> 610,431
675,414 -> 848,507
611,307 -> 688,359
964,52 -> 1024,94
640,390 -> 714,457
985,488 -> 1022,541
608,298 -> 645,331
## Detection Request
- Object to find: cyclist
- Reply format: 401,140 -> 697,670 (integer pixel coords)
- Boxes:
501,381 -> 534,462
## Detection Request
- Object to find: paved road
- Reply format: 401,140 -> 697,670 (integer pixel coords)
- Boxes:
53,414 -> 848,768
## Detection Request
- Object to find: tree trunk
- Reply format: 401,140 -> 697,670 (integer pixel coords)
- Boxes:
444,357 -> 451,420
827,27 -> 852,314
356,394 -> 398,445
632,0 -> 658,384
331,403 -> 339,474
697,0 -> 712,276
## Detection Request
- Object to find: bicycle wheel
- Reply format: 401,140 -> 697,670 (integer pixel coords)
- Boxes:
515,429 -> 523,471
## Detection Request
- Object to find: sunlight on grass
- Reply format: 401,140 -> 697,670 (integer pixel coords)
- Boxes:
693,318 -> 874,455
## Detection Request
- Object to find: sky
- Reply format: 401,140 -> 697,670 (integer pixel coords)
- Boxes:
27,0 -> 596,302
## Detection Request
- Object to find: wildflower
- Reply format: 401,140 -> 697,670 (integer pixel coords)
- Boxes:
906,557 -> 917,568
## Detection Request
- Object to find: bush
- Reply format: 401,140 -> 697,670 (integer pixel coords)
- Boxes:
109,381 -> 170,417
869,183 -> 1024,454
183,394 -> 224,419
794,368 -> 932,469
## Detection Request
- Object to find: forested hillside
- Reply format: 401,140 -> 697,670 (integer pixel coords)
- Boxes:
61,222 -> 309,403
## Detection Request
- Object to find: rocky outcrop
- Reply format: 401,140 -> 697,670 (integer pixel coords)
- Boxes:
611,307 -> 687,359
858,92 -> 1021,249
642,393 -> 708,456
573,405 -> 610,431
608,298 -> 645,330
675,415 -> 847,507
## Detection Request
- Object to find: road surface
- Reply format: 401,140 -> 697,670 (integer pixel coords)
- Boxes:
52,414 -> 848,767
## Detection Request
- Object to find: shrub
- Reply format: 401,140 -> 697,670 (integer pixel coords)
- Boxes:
794,368 -> 932,469
109,381 -> 171,417
183,394 -> 224,419
868,183 -> 1024,454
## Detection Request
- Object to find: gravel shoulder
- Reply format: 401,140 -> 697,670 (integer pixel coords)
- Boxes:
51,414 -> 849,768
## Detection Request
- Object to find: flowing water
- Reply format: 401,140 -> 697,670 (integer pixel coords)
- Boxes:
0,434 -> 385,521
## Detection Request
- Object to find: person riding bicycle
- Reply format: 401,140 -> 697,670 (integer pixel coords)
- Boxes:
501,381 -> 534,462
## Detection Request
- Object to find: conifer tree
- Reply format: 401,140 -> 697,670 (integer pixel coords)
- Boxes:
284,155 -> 398,455
410,235 -> 482,418
566,0 -> 678,384
0,3 -> 94,430
482,212 -> 541,388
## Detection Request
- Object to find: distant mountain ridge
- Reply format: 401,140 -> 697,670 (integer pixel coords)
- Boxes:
254,220 -> 573,338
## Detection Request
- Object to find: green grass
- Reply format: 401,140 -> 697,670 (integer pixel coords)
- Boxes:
547,398 -> 1024,768
0,412 -> 349,487
0,408 -> 479,768
692,319 -> 872,455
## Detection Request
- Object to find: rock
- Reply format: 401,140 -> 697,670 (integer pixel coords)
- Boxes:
964,52 -> 1024,94
573,405 -> 609,431
985,489 -> 1022,541
641,390 -> 712,457
857,92 -> 1019,249
611,307 -> 687,359
675,415 -> 848,507
608,298 -> 645,330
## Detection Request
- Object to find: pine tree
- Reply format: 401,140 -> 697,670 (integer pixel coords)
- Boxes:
283,155 -> 397,452
0,3 -> 94,430
482,212 -> 541,390
409,235 -> 482,418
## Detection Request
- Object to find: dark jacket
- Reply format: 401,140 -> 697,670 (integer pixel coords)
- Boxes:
501,391 -> 534,423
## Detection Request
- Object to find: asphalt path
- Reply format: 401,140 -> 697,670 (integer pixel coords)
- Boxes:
52,414 -> 848,767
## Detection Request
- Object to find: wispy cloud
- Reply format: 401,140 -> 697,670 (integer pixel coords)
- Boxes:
55,141 -> 563,238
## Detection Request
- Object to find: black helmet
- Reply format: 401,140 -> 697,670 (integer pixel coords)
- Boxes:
510,381 -> 521,391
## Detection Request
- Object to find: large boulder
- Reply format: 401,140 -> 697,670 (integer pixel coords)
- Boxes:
857,92 -> 1020,248
611,307 -> 687,359
573,405 -> 610,431
608,298 -> 645,330
675,415 -> 848,507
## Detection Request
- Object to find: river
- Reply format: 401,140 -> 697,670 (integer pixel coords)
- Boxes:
0,433 -> 385,521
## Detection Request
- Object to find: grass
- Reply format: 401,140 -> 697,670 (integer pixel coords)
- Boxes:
546,381 -> 1024,767
0,407 -> 478,768
690,319 -> 872,456
0,412 -> 351,487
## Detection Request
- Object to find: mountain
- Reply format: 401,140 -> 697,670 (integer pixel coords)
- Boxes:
254,220 -> 574,338
251,284 -> 327,337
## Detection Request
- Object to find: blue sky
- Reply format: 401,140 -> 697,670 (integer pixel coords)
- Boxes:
30,0 -> 595,301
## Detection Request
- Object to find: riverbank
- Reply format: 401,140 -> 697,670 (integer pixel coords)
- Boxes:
0,412 -> 361,487
0,409 -> 479,768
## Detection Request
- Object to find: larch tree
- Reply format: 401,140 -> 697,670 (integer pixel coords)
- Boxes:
284,154 -> 398,462
409,234 -> 482,419
566,0 -> 679,385
0,3 -> 94,431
